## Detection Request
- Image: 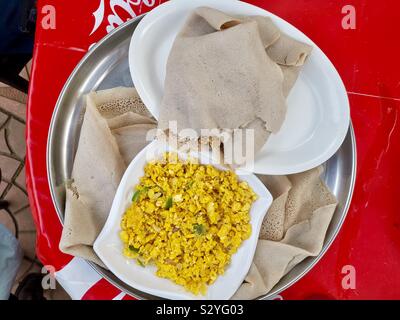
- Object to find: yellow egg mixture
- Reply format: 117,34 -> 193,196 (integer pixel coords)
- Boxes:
119,153 -> 257,295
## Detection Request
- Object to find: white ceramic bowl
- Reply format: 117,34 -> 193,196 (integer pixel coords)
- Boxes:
94,140 -> 272,300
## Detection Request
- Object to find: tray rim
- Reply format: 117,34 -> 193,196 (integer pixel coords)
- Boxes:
47,15 -> 357,300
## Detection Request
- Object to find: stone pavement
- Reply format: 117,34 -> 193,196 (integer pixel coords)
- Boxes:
0,62 -> 70,300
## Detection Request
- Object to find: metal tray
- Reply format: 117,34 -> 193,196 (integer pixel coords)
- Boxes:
47,16 -> 356,300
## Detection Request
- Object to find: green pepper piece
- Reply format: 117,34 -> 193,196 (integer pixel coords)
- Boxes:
164,196 -> 173,209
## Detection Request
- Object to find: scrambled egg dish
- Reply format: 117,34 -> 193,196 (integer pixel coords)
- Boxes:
120,153 -> 257,295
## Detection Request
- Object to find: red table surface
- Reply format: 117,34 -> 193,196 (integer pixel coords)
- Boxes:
26,0 -> 400,299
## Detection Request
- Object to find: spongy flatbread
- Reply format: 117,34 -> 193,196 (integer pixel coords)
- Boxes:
158,7 -> 312,162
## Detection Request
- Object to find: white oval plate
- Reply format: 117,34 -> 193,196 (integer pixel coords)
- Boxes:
129,0 -> 350,175
94,140 -> 272,300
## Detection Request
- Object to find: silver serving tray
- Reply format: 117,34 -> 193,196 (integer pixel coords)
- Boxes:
47,16 -> 356,300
